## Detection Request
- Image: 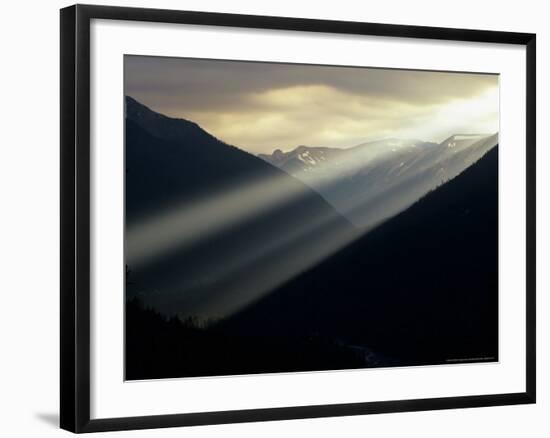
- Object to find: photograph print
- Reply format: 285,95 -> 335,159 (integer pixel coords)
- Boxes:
124,55 -> 499,381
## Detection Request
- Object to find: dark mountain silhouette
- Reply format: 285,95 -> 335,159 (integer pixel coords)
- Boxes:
125,97 -> 355,323
126,95 -> 312,220
220,146 -> 499,367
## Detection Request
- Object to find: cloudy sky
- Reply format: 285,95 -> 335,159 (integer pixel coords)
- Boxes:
125,55 -> 499,154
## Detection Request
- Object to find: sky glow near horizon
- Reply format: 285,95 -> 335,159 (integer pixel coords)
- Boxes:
125,55 -> 499,154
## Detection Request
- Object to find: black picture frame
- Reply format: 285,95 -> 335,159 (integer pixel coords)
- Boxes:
60,4 -> 536,433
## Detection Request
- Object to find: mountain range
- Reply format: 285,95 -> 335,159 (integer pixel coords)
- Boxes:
259,133 -> 497,228
124,95 -> 498,378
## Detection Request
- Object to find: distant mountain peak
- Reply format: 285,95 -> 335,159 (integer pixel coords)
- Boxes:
440,133 -> 494,149
125,96 -> 229,150
125,95 -> 200,129
259,144 -> 344,172
126,95 -> 159,118
294,145 -> 309,153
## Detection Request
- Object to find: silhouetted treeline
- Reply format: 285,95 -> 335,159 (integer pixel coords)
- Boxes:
126,297 -> 365,380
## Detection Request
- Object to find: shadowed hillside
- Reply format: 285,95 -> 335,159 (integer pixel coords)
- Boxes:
221,146 -> 499,367
124,97 -> 355,329
126,96 -> 340,220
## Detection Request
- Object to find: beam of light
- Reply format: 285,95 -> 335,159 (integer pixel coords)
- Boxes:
127,169 -> 334,269
127,171 -> 364,320
288,133 -> 498,229
128,133 -> 497,321
167,198 -> 362,320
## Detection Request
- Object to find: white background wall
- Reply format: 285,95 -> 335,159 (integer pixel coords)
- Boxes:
0,0 -> 547,436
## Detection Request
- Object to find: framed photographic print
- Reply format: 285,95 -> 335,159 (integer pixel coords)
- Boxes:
60,4 -> 536,433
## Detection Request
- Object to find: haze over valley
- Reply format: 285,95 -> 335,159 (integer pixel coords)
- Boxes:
259,133 -> 497,228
